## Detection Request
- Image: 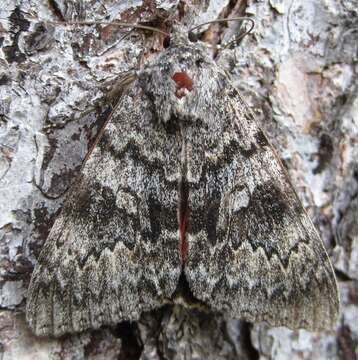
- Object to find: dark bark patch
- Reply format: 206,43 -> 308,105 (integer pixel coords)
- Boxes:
313,133 -> 334,174
9,7 -> 30,31
338,325 -> 356,360
111,322 -> 143,360
3,7 -> 29,64
0,74 -> 10,86
3,41 -> 26,64
24,23 -> 54,54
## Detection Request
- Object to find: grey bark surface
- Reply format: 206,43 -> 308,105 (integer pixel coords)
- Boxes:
0,0 -> 357,359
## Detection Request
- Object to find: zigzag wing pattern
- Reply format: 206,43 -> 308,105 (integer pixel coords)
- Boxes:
26,85 -> 182,336
184,76 -> 339,331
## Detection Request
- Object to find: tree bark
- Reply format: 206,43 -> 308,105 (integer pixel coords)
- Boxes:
0,0 -> 357,359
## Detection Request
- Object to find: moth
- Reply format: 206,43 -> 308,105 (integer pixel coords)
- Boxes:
26,25 -> 339,337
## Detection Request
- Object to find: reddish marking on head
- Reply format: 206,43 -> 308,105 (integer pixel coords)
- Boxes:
172,72 -> 193,98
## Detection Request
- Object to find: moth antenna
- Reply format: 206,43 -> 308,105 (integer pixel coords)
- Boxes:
188,17 -> 255,50
45,20 -> 169,37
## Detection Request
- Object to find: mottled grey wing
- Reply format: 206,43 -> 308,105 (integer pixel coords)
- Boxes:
184,82 -> 339,331
26,84 -> 182,337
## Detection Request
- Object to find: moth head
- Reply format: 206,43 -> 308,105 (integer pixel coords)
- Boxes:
136,18 -> 254,124
138,32 -> 223,124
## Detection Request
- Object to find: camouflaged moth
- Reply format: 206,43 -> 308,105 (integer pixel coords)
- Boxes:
26,24 -> 339,337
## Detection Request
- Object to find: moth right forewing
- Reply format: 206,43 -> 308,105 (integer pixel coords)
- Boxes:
184,67 -> 339,331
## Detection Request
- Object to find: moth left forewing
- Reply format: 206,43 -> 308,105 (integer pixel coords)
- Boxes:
184,71 -> 339,331
26,82 -> 182,337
